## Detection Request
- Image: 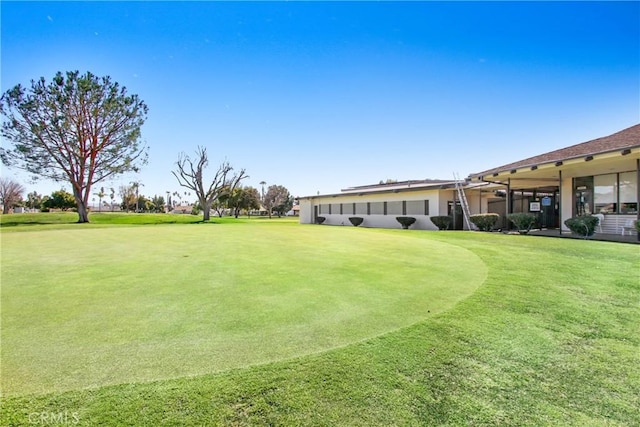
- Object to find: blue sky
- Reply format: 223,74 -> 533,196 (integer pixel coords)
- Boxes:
2,1 -> 639,201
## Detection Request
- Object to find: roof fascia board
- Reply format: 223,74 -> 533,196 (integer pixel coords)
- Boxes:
299,182 -> 459,200
471,146 -> 640,181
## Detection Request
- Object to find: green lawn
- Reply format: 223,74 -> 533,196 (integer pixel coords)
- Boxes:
1,214 -> 638,425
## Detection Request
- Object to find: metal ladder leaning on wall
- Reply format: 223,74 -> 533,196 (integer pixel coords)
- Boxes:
453,172 -> 476,230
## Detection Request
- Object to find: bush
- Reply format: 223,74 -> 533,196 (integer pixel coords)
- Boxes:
564,215 -> 599,237
348,217 -> 363,227
316,216 -> 326,225
507,212 -> 537,234
636,220 -> 640,233
430,215 -> 452,230
396,217 -> 416,229
469,213 -> 500,231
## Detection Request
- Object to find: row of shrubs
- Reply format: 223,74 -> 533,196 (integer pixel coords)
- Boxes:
316,214 -> 536,232
432,212 -> 538,233
316,216 -> 414,228
317,213 -> 637,237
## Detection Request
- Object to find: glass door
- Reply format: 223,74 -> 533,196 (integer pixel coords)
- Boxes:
574,177 -> 594,216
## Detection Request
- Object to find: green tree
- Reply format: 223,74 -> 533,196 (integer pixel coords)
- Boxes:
0,71 -> 148,223
151,195 -> 166,213
25,191 -> 45,210
43,189 -> 76,211
240,186 -> 261,218
119,185 -> 137,212
136,195 -> 152,212
225,186 -> 261,218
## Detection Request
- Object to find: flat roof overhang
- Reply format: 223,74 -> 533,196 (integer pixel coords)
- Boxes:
298,182 -> 458,200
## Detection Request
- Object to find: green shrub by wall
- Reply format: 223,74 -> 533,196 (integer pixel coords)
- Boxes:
564,215 -> 599,237
469,213 -> 500,231
396,217 -> 416,229
349,217 -> 363,227
430,216 -> 452,230
507,212 -> 537,234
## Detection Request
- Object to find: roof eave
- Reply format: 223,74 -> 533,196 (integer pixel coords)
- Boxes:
469,145 -> 640,182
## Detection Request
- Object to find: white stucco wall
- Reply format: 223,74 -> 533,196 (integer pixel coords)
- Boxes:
299,199 -> 314,224
299,188 -> 445,230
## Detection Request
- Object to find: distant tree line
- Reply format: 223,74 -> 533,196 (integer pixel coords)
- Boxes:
1,175 -> 297,218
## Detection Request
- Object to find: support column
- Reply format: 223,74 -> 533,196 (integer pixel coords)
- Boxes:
558,170 -> 563,235
506,178 -> 511,231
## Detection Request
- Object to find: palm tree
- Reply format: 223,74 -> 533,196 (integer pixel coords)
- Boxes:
130,181 -> 144,212
109,188 -> 116,211
259,181 -> 266,215
94,187 -> 106,212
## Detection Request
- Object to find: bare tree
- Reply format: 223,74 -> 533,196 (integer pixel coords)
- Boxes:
0,177 -> 25,214
0,71 -> 148,222
172,146 -> 247,221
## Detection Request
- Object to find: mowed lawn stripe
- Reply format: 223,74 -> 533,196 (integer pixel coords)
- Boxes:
1,223 -> 486,395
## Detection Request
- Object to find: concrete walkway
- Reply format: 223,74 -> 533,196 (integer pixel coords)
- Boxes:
527,229 -> 640,244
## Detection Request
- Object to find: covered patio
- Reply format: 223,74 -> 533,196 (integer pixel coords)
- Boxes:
467,124 -> 640,242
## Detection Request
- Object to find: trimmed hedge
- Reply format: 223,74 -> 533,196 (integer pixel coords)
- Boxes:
507,212 -> 537,234
348,217 -> 363,227
316,216 -> 326,225
396,216 -> 416,229
430,215 -> 452,230
469,213 -> 500,231
564,215 -> 599,237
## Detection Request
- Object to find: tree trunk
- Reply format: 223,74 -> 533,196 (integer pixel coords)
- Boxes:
76,201 -> 90,223
202,201 -> 211,221
73,189 -> 90,223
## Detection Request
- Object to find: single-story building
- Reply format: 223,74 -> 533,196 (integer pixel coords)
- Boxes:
299,124 -> 640,236
299,179 -> 459,230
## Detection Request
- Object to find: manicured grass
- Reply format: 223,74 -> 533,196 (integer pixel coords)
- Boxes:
1,216 -> 638,425
0,211 -> 285,230
1,220 -> 484,395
